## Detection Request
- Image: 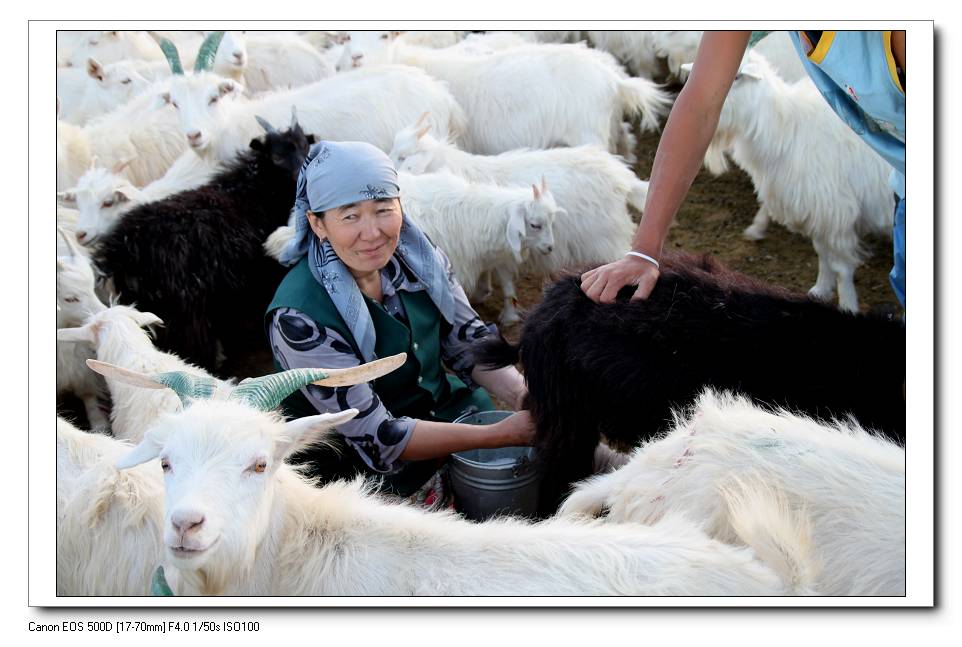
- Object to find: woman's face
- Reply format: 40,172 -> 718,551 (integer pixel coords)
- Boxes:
308,198 -> 404,275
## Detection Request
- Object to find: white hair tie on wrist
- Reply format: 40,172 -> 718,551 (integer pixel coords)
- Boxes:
625,251 -> 660,269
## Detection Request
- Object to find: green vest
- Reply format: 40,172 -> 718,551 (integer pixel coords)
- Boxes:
265,257 -> 494,495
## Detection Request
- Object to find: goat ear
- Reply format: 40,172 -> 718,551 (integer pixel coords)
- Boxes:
218,79 -> 240,97
115,428 -> 168,470
111,157 -> 134,175
57,191 -> 77,206
531,183 -> 541,201
275,410 -> 360,463
57,325 -> 96,344
113,190 -> 131,204
133,310 -> 164,329
306,134 -> 317,144
86,58 -> 105,82
414,111 -> 430,128
505,204 -> 527,264
249,137 -> 264,151
415,124 -> 431,140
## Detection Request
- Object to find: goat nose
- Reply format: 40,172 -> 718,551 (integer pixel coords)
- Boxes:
187,131 -> 202,142
546,245 -> 554,253
171,510 -> 205,535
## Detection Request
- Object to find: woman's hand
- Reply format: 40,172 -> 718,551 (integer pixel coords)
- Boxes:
581,255 -> 661,304
492,410 -> 536,447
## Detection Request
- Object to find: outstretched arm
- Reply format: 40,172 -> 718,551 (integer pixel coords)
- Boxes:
581,30 -> 751,304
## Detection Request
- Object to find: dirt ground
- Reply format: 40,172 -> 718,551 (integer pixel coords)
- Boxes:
474,124 -> 902,338
58,120 -> 902,425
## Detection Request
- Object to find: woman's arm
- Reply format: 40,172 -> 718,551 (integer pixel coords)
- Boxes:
401,411 -> 535,460
580,30 -> 751,304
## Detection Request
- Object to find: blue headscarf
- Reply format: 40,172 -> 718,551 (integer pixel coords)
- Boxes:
279,140 -> 455,362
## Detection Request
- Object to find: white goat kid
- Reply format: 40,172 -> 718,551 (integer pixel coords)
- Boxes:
57,226 -> 109,429
59,30 -> 164,69
112,387 -> 815,595
152,33 -> 465,164
559,389 -> 905,596
214,31 -> 335,94
391,120 -> 646,289
703,52 -> 895,312
381,40 -> 672,156
398,170 -> 561,325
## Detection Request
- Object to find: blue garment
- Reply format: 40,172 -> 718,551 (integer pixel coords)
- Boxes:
787,30 -> 907,305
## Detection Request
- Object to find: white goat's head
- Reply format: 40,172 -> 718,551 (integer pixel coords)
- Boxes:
212,31 -> 248,80
56,227 -> 107,327
88,58 -> 153,107
337,30 -> 401,70
388,112 -> 436,174
56,304 -> 163,349
100,354 -> 405,574
150,32 -> 245,154
58,161 -> 140,245
507,177 -> 563,263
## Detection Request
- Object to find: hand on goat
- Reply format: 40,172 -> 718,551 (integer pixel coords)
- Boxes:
493,410 -> 536,447
580,255 -> 660,304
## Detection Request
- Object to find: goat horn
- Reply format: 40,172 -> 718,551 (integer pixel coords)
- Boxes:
85,360 -> 218,408
290,105 -> 298,129
228,353 -> 407,412
255,115 -> 276,134
148,32 -> 184,75
415,111 -> 430,127
56,225 -> 80,258
193,31 -> 226,73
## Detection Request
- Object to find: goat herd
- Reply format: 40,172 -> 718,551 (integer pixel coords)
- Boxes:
55,30 -> 906,597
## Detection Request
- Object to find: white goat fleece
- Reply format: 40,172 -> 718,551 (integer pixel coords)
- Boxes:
704,52 -> 895,312
56,305 -> 231,443
587,31 -> 668,79
397,170 -> 561,324
57,79 -> 189,190
390,127 -> 645,280
451,32 -> 528,56
161,65 -> 466,164
382,41 -> 672,155
57,220 -> 109,429
59,152 -> 218,246
214,31 -> 336,95
115,400 -> 815,596
58,30 -> 164,69
57,417 -> 165,596
513,30 -> 586,44
559,389 -> 905,596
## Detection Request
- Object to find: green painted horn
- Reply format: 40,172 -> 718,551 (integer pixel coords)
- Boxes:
148,32 -> 184,75
151,565 -> 174,596
85,359 -> 217,408
229,353 -> 408,412
193,31 -> 226,73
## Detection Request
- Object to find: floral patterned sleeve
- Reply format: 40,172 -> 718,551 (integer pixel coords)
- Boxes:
433,246 -> 497,388
269,307 -> 416,474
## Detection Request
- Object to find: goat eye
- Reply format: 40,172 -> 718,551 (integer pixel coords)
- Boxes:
64,296 -> 80,303
172,101 -> 179,109
530,223 -> 542,230
121,78 -> 131,85
209,96 -> 219,105
160,459 -> 171,472
101,200 -> 114,208
249,459 -> 267,474
272,154 -> 283,163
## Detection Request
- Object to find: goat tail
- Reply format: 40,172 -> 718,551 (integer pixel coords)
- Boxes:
557,472 -> 614,519
723,475 -> 820,596
627,179 -> 649,213
471,334 -> 520,370
618,78 -> 673,132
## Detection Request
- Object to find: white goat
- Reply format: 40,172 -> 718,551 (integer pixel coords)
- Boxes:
379,40 -> 672,156
56,59 -> 151,126
587,31 -> 669,79
112,391 -> 816,595
703,52 -> 895,311
56,305 -> 220,443
390,121 -> 645,301
559,389 -> 905,596
57,416 -> 165,595
58,152 -> 217,246
58,30 -> 164,69
451,32 -> 528,56
158,63 -> 466,164
398,170 -> 561,325
213,31 -> 335,94
57,225 -> 109,429
56,79 -> 188,190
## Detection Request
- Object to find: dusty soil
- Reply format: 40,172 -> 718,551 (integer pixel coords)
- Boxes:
474,125 -> 902,338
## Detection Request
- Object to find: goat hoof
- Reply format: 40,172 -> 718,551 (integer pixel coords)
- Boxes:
742,225 -> 767,241
807,287 -> 835,303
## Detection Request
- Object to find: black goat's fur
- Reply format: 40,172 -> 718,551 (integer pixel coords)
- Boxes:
95,124 -> 316,374
474,253 -> 906,516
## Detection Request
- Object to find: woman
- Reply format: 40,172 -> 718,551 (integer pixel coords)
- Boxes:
582,30 -> 905,308
266,140 -> 533,502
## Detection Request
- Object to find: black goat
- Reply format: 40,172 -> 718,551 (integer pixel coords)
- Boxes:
475,253 -> 906,516
95,114 -> 315,374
